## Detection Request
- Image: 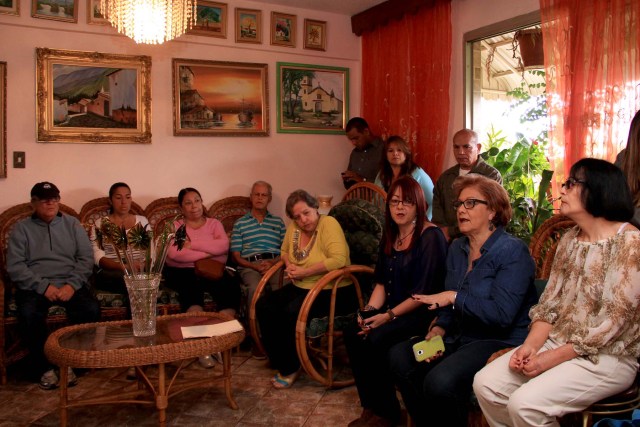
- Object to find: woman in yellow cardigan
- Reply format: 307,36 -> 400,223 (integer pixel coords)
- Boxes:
256,189 -> 355,389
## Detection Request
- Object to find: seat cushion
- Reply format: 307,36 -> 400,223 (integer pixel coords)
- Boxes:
329,199 -> 384,266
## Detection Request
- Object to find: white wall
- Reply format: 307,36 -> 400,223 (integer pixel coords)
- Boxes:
447,0 -> 539,167
0,0 -> 361,218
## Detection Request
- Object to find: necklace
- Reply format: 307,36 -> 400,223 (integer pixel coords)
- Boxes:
395,226 -> 415,249
292,229 -> 318,261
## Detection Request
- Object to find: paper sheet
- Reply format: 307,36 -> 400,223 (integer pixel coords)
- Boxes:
181,319 -> 244,339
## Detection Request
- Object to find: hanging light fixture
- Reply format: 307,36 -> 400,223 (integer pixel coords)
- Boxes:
101,0 -> 198,45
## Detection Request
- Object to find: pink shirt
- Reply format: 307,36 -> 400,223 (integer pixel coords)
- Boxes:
165,217 -> 229,268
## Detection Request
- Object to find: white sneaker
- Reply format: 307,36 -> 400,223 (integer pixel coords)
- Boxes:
198,355 -> 215,368
39,367 -> 77,390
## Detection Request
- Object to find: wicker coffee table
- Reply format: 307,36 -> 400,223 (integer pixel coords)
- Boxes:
44,312 -> 245,427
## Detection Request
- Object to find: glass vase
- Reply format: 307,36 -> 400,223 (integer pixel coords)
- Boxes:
124,273 -> 161,337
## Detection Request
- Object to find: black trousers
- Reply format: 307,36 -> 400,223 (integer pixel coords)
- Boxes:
256,283 -> 357,376
17,286 -> 101,378
343,306 -> 433,422
163,266 -> 241,313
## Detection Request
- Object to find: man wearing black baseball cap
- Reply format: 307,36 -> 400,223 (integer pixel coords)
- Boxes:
6,182 -> 100,389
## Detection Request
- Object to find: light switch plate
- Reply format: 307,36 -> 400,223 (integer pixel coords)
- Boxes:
13,151 -> 25,168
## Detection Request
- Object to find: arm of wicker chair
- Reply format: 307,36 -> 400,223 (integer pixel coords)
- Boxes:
248,260 -> 284,355
295,265 -> 373,388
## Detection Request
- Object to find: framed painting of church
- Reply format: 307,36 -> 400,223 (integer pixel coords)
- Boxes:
172,58 -> 269,136
36,48 -> 151,144
276,62 -> 349,134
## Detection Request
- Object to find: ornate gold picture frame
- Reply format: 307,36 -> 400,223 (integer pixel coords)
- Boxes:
235,8 -> 262,44
270,12 -> 296,48
189,1 -> 227,38
32,0 -> 78,22
304,19 -> 326,51
36,48 -> 152,144
173,58 -> 269,137
0,0 -> 19,16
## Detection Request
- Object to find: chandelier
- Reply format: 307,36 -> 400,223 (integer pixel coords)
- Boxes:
101,0 -> 198,45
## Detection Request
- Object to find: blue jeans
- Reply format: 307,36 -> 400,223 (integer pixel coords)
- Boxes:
389,338 -> 512,427
17,286 -> 100,378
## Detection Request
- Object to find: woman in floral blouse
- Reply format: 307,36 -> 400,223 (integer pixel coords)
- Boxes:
473,158 -> 640,427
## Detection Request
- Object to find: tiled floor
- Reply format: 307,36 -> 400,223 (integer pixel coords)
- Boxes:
0,351 -> 364,426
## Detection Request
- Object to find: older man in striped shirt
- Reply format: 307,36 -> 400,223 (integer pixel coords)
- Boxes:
231,181 -> 286,323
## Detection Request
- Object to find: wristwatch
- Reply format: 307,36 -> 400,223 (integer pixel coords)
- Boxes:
386,309 -> 396,321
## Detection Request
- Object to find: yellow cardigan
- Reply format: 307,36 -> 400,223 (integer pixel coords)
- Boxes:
281,215 -> 351,290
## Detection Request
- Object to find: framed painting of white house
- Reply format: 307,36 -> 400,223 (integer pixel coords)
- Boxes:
172,58 -> 268,137
276,62 -> 348,134
36,48 -> 152,144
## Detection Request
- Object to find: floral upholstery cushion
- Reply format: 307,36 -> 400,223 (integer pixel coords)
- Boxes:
329,199 -> 384,266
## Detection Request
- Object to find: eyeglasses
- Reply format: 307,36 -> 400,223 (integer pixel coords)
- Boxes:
453,198 -> 488,209
389,199 -> 416,207
561,177 -> 586,190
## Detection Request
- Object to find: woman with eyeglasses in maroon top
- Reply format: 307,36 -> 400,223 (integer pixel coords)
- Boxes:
474,158 -> 640,427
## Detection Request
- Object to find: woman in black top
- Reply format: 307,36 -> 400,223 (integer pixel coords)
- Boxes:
345,176 -> 448,427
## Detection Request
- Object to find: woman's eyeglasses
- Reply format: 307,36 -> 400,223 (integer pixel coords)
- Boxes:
561,177 -> 586,190
389,199 -> 416,207
452,198 -> 488,209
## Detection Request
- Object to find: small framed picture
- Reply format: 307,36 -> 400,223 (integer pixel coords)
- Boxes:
32,0 -> 78,23
189,1 -> 227,39
87,0 -> 108,25
0,0 -> 20,16
270,12 -> 296,48
235,8 -> 261,44
304,19 -> 326,51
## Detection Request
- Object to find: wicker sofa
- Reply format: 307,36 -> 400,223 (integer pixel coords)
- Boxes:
0,195 -> 250,385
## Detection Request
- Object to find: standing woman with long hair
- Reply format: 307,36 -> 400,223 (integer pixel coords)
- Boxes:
375,136 -> 435,219
616,109 -> 640,227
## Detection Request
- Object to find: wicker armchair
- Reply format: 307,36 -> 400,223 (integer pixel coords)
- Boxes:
342,182 -> 387,212
0,202 -> 79,385
249,199 -> 383,388
143,197 -> 181,237
208,196 -> 251,235
79,197 -> 145,235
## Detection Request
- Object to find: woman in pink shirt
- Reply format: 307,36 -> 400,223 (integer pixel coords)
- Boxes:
164,187 -> 241,366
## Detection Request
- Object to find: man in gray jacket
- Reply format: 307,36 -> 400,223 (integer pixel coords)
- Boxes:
7,182 -> 100,389
432,129 -> 503,241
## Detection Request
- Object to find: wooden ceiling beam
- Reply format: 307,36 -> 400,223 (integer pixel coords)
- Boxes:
351,0 -> 442,36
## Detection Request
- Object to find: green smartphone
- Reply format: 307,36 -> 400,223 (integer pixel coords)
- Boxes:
412,335 -> 445,362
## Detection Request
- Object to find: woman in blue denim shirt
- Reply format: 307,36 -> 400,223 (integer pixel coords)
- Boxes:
388,174 -> 537,427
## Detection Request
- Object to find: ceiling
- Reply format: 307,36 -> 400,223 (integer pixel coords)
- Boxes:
250,0 -> 387,16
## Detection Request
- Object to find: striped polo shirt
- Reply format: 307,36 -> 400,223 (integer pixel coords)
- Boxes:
230,211 -> 286,258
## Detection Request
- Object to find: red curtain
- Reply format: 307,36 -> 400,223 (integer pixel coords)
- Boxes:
361,0 -> 452,178
541,0 -> 640,182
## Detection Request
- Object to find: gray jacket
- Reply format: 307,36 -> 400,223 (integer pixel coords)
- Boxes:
7,212 -> 93,294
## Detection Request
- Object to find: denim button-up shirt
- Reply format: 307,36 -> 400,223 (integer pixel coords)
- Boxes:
435,227 -> 536,346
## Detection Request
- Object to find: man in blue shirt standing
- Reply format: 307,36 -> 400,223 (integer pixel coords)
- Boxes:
231,181 -> 286,350
7,182 -> 100,389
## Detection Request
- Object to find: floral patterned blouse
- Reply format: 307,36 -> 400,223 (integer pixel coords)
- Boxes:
530,225 -> 640,363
